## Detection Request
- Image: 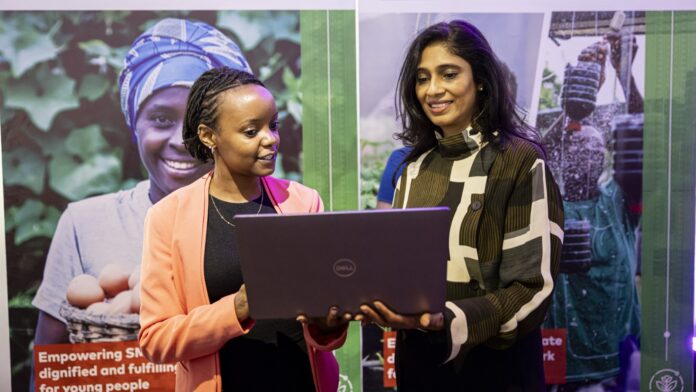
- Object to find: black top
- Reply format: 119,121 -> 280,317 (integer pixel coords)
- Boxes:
204,189 -> 314,391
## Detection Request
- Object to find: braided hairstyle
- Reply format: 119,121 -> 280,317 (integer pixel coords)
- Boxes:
183,67 -> 265,163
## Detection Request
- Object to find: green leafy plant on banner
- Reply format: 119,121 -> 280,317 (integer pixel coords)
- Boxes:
4,64 -> 80,131
0,15 -> 62,77
539,66 -> 562,111
0,11 -> 302,388
360,139 -> 393,210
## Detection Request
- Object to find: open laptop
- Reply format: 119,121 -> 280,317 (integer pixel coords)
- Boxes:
233,207 -> 450,319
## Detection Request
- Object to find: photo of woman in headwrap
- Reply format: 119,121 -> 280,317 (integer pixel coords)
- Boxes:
32,17 -> 253,347
0,10 -> 304,391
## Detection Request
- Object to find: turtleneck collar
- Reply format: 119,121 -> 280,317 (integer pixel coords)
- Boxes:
435,126 -> 483,159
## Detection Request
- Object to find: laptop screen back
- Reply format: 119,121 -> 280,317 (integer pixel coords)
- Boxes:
233,207 -> 450,319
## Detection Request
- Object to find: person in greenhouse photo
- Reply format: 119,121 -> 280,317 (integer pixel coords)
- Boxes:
542,30 -> 642,391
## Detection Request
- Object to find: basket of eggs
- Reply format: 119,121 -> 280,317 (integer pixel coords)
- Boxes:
59,263 -> 141,343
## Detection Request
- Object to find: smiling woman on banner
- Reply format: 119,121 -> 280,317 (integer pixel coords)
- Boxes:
138,67 -> 348,392
32,18 -> 252,345
356,20 -> 564,391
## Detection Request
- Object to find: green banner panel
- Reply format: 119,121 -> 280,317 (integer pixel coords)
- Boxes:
301,9 -> 361,392
642,10 -> 696,392
301,10 -> 358,212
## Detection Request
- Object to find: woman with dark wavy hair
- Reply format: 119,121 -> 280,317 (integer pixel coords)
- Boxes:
358,20 -> 564,391
139,67 -> 348,391
395,20 -> 538,163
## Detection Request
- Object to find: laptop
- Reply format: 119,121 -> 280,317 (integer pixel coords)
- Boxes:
232,207 -> 450,319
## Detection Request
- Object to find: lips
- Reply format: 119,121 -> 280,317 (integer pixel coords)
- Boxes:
257,152 -> 276,161
427,100 -> 453,114
162,159 -> 198,170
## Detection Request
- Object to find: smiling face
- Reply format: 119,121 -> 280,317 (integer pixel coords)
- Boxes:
203,84 -> 280,181
134,86 -> 212,203
415,43 -> 480,137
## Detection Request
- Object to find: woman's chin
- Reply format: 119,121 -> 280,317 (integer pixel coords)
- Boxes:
258,167 -> 276,177
255,160 -> 277,176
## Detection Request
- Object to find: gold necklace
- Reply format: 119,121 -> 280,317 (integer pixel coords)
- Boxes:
209,188 -> 264,227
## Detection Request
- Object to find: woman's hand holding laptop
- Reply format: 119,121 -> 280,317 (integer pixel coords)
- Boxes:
296,306 -> 353,333
355,301 -> 445,331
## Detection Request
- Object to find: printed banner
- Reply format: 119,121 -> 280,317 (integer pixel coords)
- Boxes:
2,4 -> 695,392
640,11 -> 696,391
542,328 -> 567,385
382,330 -> 396,388
0,10 -> 303,391
358,12 -> 544,391
34,341 -> 175,392
300,10 -> 361,392
538,11 -> 644,388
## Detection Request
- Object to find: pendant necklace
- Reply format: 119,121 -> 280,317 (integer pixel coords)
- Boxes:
209,187 -> 264,227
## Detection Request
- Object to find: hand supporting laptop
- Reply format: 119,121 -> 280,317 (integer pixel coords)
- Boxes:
238,279 -> 352,334
355,301 -> 444,331
296,307 -> 353,334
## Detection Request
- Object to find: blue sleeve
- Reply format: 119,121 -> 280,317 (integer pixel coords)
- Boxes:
377,147 -> 412,203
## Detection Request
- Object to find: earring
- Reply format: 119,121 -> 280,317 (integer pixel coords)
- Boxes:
477,86 -> 484,92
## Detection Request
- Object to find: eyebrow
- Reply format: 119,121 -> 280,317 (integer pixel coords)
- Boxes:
237,112 -> 280,126
142,104 -> 178,112
417,64 -> 463,73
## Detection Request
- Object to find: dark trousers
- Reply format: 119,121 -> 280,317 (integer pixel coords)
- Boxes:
396,328 -> 545,392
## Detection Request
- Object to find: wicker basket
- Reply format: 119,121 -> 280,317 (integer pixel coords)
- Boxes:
60,302 -> 140,343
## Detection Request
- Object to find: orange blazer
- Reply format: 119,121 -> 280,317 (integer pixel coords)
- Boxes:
139,172 -> 346,391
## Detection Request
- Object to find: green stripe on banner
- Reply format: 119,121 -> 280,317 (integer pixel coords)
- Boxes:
301,10 -> 358,212
642,11 -> 696,391
301,10 -> 361,392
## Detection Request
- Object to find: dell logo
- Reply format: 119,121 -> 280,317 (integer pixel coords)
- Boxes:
333,259 -> 356,278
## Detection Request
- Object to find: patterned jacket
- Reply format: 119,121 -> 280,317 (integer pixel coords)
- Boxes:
393,130 -> 564,362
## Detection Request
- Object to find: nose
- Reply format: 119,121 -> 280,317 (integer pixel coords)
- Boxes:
426,78 -> 444,97
261,128 -> 280,148
168,123 -> 187,153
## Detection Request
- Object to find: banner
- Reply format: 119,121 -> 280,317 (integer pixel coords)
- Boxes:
34,341 -> 175,392
0,10 -> 305,391
537,10 -> 644,389
641,11 -> 696,391
300,10 -> 361,391
2,2 -> 695,392
356,7 -> 694,391
358,11 -> 545,391
542,328 -> 568,385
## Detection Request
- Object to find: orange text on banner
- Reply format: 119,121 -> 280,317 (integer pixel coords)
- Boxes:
34,340 -> 175,392
383,330 -> 397,388
541,328 -> 567,385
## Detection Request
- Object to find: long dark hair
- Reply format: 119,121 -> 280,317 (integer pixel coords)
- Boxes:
183,67 -> 265,163
395,20 -> 539,164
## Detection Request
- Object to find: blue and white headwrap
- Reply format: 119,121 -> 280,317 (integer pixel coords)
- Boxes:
119,18 -> 252,131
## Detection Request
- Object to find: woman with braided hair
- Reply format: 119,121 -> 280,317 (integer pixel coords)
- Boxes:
33,17 -> 252,347
138,67 -> 348,392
